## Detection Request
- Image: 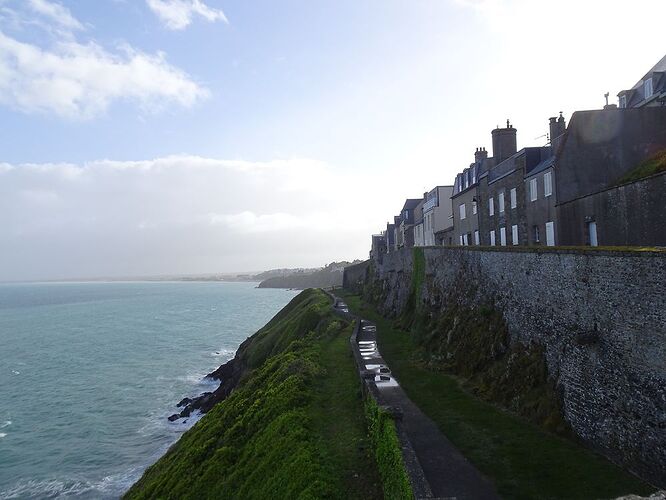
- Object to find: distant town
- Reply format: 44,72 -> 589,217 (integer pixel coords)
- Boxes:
370,54 -> 666,260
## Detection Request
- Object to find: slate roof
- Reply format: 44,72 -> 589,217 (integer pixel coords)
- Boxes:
618,53 -> 666,107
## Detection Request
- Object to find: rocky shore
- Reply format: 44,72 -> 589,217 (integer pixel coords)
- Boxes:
167,338 -> 251,421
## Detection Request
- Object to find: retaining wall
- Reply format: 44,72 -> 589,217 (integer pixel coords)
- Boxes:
346,247 -> 666,487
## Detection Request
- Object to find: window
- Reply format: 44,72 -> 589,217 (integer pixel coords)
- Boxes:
545,221 -> 555,246
544,172 -> 552,197
645,78 -> 654,100
462,233 -> 469,246
459,235 -> 464,246
489,197 -> 494,216
490,230 -> 496,246
510,188 -> 517,209
498,191 -> 505,213
474,230 -> 479,245
530,178 -> 538,201
533,225 -> 540,243
500,227 -> 507,246
512,225 -> 518,245
459,203 -> 466,220
619,95 -> 627,108
472,201 -> 477,215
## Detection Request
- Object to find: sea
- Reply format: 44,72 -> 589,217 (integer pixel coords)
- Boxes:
0,281 -> 298,499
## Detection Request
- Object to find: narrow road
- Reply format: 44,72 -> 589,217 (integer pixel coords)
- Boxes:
329,292 -> 498,500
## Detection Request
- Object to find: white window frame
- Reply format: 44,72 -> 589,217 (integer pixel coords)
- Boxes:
500,227 -> 507,246
533,225 -> 540,243
545,221 -> 555,246
645,78 -> 654,100
619,94 -> 627,108
474,230 -> 479,245
544,172 -> 552,197
472,201 -> 477,215
498,191 -> 505,213
510,188 -> 517,209
530,178 -> 538,202
489,197 -> 494,216
512,225 -> 518,245
490,230 -> 496,246
459,235 -> 464,246
459,203 -> 466,220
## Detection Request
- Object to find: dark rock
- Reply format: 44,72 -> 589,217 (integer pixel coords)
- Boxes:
167,414 -> 180,422
177,397 -> 192,408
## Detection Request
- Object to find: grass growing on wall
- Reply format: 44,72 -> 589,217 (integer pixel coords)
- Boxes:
364,398 -> 413,500
614,149 -> 666,185
125,289 -> 382,500
339,292 -> 655,500
400,247 -> 425,328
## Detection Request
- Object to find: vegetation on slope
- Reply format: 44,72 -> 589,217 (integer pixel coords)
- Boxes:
340,292 -> 654,499
125,289 -> 382,499
615,149 -> 666,185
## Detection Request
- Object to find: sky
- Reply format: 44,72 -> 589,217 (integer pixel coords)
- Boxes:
1,0 -> 665,281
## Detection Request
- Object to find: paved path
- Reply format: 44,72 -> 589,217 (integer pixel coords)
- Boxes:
330,293 -> 499,500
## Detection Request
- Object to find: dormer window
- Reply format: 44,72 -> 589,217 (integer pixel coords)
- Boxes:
619,94 -> 627,108
645,78 -> 654,100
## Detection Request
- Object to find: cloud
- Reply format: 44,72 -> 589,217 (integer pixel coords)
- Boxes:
146,0 -> 228,30
26,0 -> 84,31
0,31 -> 209,119
0,155 -> 393,281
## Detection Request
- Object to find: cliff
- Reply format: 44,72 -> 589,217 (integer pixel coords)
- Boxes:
124,289 -> 388,499
257,262 -> 357,289
345,247 -> 666,487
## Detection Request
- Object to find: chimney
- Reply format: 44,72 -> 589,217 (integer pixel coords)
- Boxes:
474,147 -> 488,163
549,112 -> 566,154
491,120 -> 517,164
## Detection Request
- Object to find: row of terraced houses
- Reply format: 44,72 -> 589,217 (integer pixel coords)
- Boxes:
370,54 -> 666,261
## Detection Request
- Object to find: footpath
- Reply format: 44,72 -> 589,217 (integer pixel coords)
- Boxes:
327,291 -> 498,500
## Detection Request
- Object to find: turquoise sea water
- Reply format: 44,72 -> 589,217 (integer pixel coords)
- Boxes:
0,281 -> 298,499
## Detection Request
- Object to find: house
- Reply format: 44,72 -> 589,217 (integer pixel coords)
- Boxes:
397,199 -> 422,249
385,222 -> 396,252
479,145 -> 553,247
423,186 -> 454,246
413,198 -> 426,247
451,147 -> 494,246
555,106 -> 666,246
617,53 -> 666,109
369,233 -> 387,263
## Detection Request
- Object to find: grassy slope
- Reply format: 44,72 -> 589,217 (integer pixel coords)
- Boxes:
341,292 -> 654,500
615,149 -> 666,185
125,289 -> 381,500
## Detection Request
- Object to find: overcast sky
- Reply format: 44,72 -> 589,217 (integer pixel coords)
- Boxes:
1,0 -> 665,281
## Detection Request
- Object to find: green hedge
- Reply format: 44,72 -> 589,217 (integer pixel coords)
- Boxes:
364,397 -> 413,500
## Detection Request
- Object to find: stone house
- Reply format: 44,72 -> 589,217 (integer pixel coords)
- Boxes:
479,146 -> 552,246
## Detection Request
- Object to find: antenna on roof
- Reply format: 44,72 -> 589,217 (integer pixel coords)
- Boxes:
604,92 -> 609,106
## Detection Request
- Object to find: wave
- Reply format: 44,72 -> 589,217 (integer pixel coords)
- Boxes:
1,420 -> 10,428
0,432 -> 6,438
0,468 -> 142,500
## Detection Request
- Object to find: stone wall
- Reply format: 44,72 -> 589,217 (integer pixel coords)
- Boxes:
342,260 -> 371,293
346,246 -> 666,487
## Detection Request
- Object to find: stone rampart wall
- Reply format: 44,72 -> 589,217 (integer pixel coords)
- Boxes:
347,246 -> 666,486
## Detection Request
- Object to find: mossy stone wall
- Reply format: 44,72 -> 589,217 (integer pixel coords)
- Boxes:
349,246 -> 666,487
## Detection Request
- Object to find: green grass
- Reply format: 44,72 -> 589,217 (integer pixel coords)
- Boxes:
340,292 -> 655,500
125,289 -> 382,500
615,149 -> 666,185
